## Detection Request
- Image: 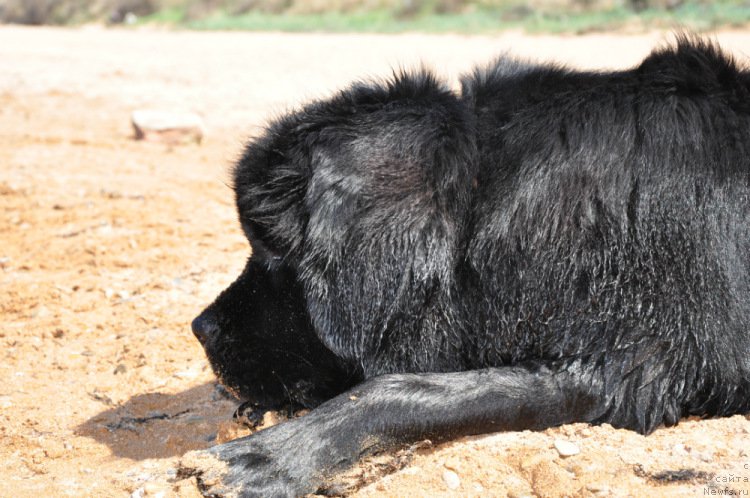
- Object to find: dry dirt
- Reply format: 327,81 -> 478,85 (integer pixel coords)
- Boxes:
1,25 -> 750,498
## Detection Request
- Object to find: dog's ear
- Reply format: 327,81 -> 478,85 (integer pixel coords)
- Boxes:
299,70 -> 477,374
233,115 -> 315,262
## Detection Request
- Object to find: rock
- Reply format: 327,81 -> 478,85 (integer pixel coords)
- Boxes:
554,439 -> 580,457
131,110 -> 204,144
442,469 -> 460,490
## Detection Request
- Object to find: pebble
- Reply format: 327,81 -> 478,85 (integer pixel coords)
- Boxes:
442,469 -> 461,490
554,439 -> 581,457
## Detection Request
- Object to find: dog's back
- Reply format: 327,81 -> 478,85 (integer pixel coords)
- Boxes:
461,36 -> 750,432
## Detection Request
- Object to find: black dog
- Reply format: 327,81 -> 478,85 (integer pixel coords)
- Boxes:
183,36 -> 750,497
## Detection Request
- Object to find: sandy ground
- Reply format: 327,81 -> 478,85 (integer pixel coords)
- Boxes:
1,25 -> 750,498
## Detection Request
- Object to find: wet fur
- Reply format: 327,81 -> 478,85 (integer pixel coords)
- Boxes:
184,36 -> 750,497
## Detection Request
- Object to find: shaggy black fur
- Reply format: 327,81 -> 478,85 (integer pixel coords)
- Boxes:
185,36 -> 750,497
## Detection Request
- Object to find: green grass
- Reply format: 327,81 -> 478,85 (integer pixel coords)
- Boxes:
141,7 -> 187,25
138,2 -> 750,34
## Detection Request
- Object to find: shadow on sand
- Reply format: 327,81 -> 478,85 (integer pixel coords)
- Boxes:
75,382 -> 240,460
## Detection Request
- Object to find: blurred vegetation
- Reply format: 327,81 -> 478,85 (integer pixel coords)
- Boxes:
1,0 -> 749,33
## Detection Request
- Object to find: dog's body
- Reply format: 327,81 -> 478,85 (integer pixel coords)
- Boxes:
185,37 -> 750,497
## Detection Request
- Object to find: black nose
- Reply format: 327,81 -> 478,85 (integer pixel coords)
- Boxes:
191,311 -> 218,345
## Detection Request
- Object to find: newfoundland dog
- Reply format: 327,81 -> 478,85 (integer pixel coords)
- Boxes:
183,36 -> 750,497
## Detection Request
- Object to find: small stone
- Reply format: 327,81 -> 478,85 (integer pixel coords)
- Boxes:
114,364 -> 127,375
442,469 -> 460,490
131,109 -> 204,145
554,439 -> 580,457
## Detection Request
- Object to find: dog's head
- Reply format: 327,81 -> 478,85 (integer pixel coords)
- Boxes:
190,107 -> 349,409
192,70 -> 477,406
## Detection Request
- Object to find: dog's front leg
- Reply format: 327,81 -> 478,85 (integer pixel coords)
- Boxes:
180,363 -> 606,498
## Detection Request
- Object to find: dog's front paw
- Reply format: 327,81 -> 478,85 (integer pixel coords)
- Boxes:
179,422 -> 322,498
